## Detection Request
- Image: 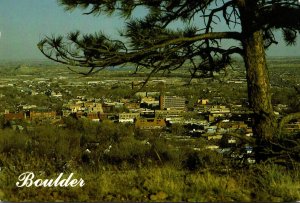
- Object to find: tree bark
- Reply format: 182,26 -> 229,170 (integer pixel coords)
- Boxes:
242,30 -> 277,142
238,0 -> 278,161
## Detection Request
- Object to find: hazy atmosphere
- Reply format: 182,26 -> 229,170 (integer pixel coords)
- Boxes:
0,0 -> 299,61
0,0 -> 124,61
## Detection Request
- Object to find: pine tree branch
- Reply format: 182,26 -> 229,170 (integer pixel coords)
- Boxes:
38,31 -> 241,69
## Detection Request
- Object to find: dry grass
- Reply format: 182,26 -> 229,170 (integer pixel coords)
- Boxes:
1,164 -> 300,201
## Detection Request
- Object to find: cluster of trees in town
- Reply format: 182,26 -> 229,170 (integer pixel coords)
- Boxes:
0,117 -> 223,171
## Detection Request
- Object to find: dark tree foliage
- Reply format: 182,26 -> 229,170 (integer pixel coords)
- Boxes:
38,0 -> 300,161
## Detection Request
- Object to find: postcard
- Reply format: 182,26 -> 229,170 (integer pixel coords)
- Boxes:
1,0 -> 300,202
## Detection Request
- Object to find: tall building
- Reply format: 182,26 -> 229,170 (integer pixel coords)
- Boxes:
159,95 -> 186,110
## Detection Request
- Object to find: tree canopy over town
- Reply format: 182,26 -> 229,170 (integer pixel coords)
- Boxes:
38,0 -> 300,160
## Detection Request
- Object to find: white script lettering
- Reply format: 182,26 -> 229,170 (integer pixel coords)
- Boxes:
16,172 -> 85,188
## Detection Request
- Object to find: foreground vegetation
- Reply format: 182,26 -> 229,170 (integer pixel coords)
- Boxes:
2,163 -> 300,202
1,119 -> 300,202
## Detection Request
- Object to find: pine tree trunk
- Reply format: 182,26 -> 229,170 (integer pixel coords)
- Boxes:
242,30 -> 277,142
242,30 -> 278,162
237,0 -> 278,161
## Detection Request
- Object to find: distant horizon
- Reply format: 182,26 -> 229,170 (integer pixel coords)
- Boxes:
1,56 -> 300,66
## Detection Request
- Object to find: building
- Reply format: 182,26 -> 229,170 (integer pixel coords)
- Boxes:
209,105 -> 231,114
217,121 -> 248,131
135,118 -> 166,129
85,102 -> 104,113
159,95 -> 186,110
118,113 -> 140,123
64,101 -> 104,114
87,113 -> 101,122
4,112 -> 25,121
155,109 -> 184,118
29,111 -> 57,121
207,105 -> 231,122
197,99 -> 209,105
141,96 -> 159,109
102,103 -> 115,113
97,113 -> 118,121
124,102 -> 140,111
134,91 -> 160,98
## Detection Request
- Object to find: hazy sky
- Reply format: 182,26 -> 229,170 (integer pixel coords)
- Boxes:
0,0 -> 299,61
